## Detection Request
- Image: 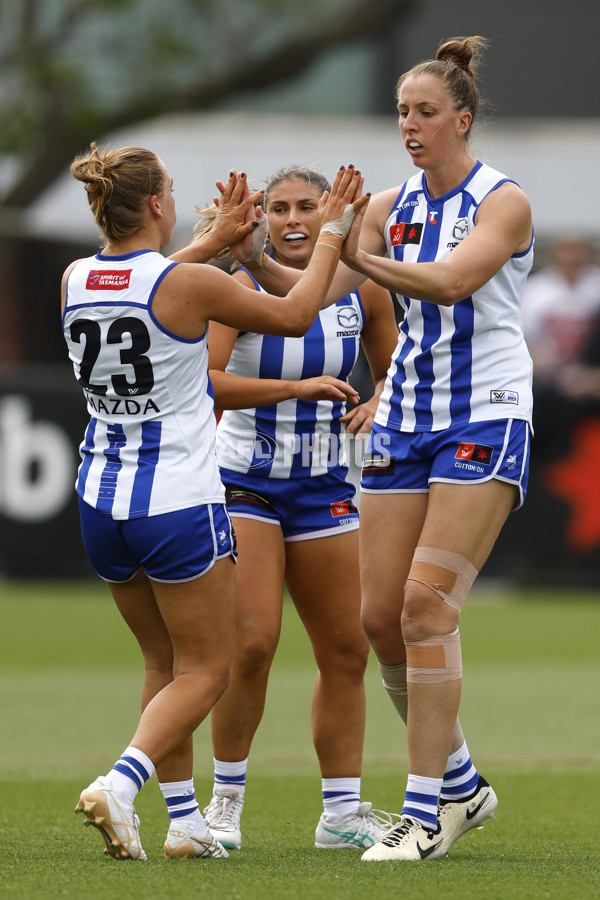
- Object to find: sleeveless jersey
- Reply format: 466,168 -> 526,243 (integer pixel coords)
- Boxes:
375,161 -> 534,433
63,249 -> 225,519
216,273 -> 365,478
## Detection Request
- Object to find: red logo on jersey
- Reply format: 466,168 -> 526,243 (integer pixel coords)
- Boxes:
455,443 -> 494,465
330,500 -> 353,518
86,270 -> 132,290
389,222 -> 423,246
428,211 -> 438,224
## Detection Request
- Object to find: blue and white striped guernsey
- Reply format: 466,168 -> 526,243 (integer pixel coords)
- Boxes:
63,249 -> 225,519
216,273 -> 365,479
375,161 -> 534,434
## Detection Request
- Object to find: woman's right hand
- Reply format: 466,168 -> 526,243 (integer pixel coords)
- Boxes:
339,193 -> 371,271
293,375 -> 360,404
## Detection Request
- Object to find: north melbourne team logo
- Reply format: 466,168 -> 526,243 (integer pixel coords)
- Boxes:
389,222 -> 423,246
455,443 -> 494,465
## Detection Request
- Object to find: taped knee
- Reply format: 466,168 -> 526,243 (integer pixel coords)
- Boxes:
405,628 -> 462,684
407,547 -> 478,612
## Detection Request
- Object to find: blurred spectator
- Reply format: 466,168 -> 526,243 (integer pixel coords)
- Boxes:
522,236 -> 600,384
523,237 -> 600,451
557,308 -> 600,405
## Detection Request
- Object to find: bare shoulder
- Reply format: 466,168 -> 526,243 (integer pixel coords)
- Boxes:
60,259 -> 82,313
368,185 -> 405,219
165,260 -> 229,291
481,180 -> 531,219
233,267 -> 258,289
477,181 -> 532,252
62,259 -> 81,284
489,179 -> 530,208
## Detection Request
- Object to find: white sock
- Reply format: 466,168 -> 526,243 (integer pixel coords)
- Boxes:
213,757 -> 248,800
160,778 -> 205,831
440,740 -> 480,801
401,773 -> 442,830
108,746 -> 155,804
322,777 -> 361,821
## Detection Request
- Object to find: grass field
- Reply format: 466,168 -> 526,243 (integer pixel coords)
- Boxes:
1,579 -> 599,899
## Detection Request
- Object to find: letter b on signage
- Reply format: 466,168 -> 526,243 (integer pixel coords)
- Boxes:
0,396 -> 75,521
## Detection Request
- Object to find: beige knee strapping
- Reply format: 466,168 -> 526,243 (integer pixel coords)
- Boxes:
405,628 -> 462,683
407,547 -> 478,612
378,660 -> 407,695
378,660 -> 408,720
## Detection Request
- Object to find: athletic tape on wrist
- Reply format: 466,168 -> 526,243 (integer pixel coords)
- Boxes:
320,204 -> 355,240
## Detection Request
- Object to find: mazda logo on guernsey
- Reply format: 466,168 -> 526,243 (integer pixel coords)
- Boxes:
336,308 -> 359,329
452,218 -> 469,240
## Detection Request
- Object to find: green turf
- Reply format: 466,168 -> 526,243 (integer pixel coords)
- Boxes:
1,580 -> 599,898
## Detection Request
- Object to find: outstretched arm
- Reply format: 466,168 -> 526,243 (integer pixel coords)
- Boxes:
209,319 -> 360,410
342,182 -> 533,305
225,169 -> 389,306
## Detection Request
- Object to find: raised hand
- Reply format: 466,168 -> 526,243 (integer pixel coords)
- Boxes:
318,166 -> 369,241
211,170 -> 264,250
340,192 -> 370,270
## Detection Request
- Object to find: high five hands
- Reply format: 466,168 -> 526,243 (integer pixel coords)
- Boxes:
213,166 -> 370,265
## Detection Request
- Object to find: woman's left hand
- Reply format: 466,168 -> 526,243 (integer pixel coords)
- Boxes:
212,170 -> 264,249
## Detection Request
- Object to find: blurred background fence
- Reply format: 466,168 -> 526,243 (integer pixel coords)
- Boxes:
1,0 -> 599,583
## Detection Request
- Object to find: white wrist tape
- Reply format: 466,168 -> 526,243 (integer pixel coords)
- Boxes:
319,204 -> 355,240
244,215 -> 268,266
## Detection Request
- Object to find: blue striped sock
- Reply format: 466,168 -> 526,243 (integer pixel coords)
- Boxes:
322,777 -> 361,821
109,746 -> 154,804
402,774 -> 442,830
160,778 -> 204,829
440,741 -> 480,801
213,757 -> 247,799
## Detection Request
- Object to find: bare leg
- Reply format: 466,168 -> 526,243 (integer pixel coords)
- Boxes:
107,571 -> 190,783
285,530 -> 370,777
210,518 -> 286,762
109,557 -> 236,767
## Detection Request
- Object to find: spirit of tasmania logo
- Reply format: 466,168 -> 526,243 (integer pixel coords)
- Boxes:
86,270 -> 132,290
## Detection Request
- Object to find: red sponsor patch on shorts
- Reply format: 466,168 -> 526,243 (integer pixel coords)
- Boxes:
86,270 -> 132,290
330,500 -> 352,518
455,443 -> 493,465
